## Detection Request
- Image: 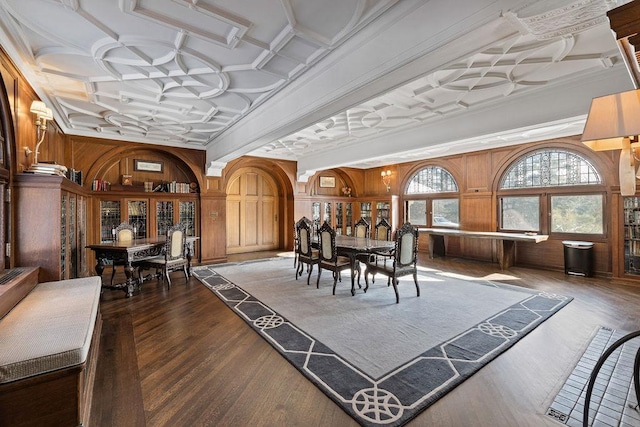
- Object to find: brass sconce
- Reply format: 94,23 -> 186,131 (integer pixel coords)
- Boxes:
381,169 -> 392,192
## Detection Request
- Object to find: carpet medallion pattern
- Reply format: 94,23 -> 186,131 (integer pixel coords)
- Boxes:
193,261 -> 571,426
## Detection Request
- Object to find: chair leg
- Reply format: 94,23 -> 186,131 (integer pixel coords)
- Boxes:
110,265 -> 117,286
183,265 -> 188,282
363,267 -> 370,293
316,266 -> 322,289
413,271 -> 420,297
165,268 -> 171,288
392,278 -> 399,303
332,271 -> 338,295
306,264 -> 314,286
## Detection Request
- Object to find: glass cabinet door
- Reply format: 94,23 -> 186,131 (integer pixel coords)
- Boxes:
335,202 -> 343,235
69,194 -> 77,279
323,202 -> 332,226
376,201 -> 390,225
156,200 -> 174,236
127,200 -> 147,239
361,202 -> 372,225
345,202 -> 353,236
312,202 -> 321,232
179,201 -> 196,236
61,194 -> 67,279
624,196 -> 640,275
100,200 -> 121,243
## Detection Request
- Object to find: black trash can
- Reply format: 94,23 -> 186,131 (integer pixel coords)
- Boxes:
562,241 -> 594,277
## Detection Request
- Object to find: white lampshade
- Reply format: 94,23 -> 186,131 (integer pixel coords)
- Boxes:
29,100 -> 53,120
582,89 -> 640,150
582,90 -> 640,196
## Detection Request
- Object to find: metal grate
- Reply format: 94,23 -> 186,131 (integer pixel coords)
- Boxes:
0,268 -> 28,286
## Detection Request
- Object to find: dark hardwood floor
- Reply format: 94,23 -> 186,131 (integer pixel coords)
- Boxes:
90,252 -> 640,427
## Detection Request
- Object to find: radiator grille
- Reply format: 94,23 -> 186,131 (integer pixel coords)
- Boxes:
0,268 -> 28,286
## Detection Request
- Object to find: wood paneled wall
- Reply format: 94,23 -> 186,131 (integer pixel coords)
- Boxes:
0,46 -> 625,276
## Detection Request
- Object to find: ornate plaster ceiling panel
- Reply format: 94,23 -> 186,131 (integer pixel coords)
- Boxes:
251,0 -> 628,166
0,0 -> 635,174
0,0 -> 398,146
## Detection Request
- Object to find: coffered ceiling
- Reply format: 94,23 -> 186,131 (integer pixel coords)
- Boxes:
0,0 -> 635,180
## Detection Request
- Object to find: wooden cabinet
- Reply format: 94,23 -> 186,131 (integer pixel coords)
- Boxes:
94,192 -> 199,252
310,196 -> 399,236
311,199 -> 355,235
14,174 -> 88,282
359,196 -> 400,232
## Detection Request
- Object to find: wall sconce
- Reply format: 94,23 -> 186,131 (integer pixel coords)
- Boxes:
581,89 -> 640,196
381,169 -> 392,192
24,100 -> 53,165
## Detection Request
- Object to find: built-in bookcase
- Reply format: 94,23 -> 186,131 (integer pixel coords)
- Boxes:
15,174 -> 88,282
623,196 -> 640,275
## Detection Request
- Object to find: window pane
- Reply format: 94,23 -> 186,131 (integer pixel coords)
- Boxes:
500,149 -> 601,189
406,200 -> 426,225
406,166 -> 458,194
501,196 -> 539,231
551,194 -> 603,234
432,199 -> 459,228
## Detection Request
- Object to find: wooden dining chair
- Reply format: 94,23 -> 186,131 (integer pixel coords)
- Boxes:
295,217 -> 320,285
354,217 -> 370,238
317,221 -> 351,295
137,223 -> 188,288
352,217 -> 371,284
375,218 -> 392,241
363,222 -> 420,303
371,217 -> 393,285
110,222 -> 135,286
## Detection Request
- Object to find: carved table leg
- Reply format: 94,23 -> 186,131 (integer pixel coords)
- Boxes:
123,263 -> 139,298
95,258 -> 105,278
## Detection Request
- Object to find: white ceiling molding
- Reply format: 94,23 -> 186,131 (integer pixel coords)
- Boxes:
0,0 -> 634,176
296,64 -> 633,174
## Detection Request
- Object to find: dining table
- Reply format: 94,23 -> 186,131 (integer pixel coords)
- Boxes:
87,236 -> 199,297
333,235 -> 395,296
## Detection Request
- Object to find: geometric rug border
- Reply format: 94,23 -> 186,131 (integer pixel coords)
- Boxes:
193,261 -> 573,427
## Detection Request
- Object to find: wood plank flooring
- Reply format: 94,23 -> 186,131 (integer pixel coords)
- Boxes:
90,252 -> 640,427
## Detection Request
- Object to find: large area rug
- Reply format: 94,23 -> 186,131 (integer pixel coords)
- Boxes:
193,257 -> 572,426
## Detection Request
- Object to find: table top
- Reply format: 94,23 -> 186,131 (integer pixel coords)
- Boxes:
418,228 -> 548,243
334,235 -> 395,251
87,235 -> 199,250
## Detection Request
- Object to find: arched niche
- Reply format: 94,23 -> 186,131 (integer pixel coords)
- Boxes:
309,169 -> 358,197
85,147 -> 203,192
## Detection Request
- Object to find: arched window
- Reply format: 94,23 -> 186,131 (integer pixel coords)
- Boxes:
404,166 -> 459,228
406,166 -> 458,193
500,149 -> 601,189
498,149 -> 604,236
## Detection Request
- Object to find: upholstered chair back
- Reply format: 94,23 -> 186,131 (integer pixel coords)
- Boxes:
354,217 -> 370,238
395,222 -> 418,267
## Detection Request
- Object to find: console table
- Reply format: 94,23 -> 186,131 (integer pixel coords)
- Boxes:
419,228 -> 548,269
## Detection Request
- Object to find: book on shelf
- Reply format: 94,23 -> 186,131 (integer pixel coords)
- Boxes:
92,179 -> 111,191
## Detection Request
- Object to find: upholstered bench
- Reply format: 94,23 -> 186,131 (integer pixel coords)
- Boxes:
0,276 -> 102,427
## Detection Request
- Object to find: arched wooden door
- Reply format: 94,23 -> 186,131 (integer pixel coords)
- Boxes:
226,167 -> 279,254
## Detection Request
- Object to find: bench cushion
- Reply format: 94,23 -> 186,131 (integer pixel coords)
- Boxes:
0,276 -> 101,384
